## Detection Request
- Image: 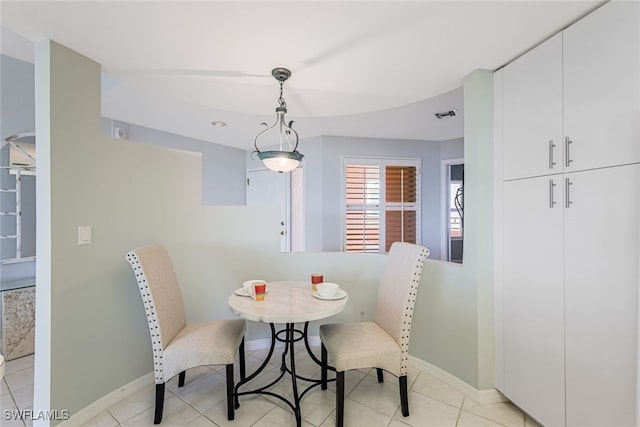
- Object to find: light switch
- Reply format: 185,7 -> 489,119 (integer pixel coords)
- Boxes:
78,225 -> 92,245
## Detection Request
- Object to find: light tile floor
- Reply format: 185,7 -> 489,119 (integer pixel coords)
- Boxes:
1,354 -> 35,427
1,349 -> 542,427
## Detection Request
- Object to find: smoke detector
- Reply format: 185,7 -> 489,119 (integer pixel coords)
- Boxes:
434,109 -> 458,119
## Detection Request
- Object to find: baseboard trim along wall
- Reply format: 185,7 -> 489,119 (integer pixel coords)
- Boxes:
58,373 -> 154,427
61,337 -> 505,425
407,355 -> 507,405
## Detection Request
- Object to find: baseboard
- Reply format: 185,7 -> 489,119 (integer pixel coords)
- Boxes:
62,337 -> 505,425
59,372 -> 154,427
408,355 -> 507,405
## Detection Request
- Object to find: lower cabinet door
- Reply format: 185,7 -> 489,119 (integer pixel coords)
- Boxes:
502,175 -> 566,426
564,164 -> 640,427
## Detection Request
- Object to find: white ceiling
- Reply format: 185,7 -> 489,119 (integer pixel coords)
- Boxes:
0,1 -> 602,149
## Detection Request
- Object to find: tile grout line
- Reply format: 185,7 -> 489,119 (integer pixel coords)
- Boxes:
454,396 -> 465,426
249,398 -> 283,427
3,369 -> 29,427
169,385 -> 213,425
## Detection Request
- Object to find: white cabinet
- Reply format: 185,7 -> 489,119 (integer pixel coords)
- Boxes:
564,165 -> 639,427
502,176 -> 565,427
502,1 -> 640,180
496,2 -> 640,425
563,1 -> 640,172
502,34 -> 563,181
500,165 -> 640,426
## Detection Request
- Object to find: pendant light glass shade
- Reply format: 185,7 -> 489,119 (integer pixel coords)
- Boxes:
257,150 -> 303,173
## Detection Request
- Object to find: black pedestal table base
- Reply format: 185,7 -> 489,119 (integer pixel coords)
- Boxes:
233,322 -> 337,426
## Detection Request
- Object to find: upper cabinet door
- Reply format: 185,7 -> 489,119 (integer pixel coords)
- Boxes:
502,33 -> 563,181
563,1 -> 640,171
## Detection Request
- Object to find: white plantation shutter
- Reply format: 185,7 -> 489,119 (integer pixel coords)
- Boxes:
345,164 -> 380,252
344,159 -> 420,253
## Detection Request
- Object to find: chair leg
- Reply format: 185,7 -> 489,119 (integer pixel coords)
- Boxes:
376,368 -> 384,383
154,383 -> 165,424
321,344 -> 328,390
239,337 -> 246,381
399,375 -> 409,417
178,371 -> 186,387
336,371 -> 345,427
226,364 -> 235,420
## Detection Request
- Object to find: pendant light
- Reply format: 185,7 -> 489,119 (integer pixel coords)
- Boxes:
253,67 -> 303,173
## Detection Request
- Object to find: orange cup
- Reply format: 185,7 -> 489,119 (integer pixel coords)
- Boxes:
311,274 -> 323,291
253,282 -> 267,301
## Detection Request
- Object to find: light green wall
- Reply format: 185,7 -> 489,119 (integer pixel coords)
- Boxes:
409,69 -> 495,390
35,41 -> 495,419
35,40 -> 218,417
464,70 -> 495,390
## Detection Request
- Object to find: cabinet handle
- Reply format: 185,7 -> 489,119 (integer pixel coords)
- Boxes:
565,136 -> 573,167
548,140 -> 556,169
549,179 -> 557,208
565,178 -> 573,208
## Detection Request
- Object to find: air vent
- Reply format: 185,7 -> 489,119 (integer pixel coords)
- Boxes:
434,109 -> 458,119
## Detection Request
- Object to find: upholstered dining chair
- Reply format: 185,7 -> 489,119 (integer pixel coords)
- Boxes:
320,242 -> 429,427
126,244 -> 246,424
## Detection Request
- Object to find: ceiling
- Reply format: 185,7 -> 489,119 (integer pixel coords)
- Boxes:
0,1 -> 602,150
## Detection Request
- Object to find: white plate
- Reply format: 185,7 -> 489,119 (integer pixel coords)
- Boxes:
312,289 -> 347,300
234,287 -> 269,297
235,288 -> 251,297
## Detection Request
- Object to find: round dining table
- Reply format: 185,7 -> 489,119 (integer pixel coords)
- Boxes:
228,280 -> 348,426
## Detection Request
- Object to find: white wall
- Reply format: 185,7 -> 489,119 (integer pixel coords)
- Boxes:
1,54 -> 36,281
35,41 -> 495,422
99,119 -> 247,206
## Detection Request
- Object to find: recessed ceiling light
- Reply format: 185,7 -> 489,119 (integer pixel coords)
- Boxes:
211,121 -> 227,128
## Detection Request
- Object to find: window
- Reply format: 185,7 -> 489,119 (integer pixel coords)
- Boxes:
344,158 -> 420,253
449,182 -> 463,238
443,161 -> 464,263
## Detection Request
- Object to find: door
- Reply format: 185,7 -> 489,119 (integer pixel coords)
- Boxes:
563,1 -> 640,172
564,164 -> 640,426
502,176 -> 565,427
247,169 -> 289,252
502,33 -> 563,180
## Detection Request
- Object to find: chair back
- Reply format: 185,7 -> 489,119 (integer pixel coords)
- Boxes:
126,244 -> 187,353
375,242 -> 429,371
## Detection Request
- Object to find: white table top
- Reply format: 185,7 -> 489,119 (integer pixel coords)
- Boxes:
228,280 -> 348,324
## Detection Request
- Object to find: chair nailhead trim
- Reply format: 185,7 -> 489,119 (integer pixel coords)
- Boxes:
126,251 -> 166,384
398,247 -> 429,375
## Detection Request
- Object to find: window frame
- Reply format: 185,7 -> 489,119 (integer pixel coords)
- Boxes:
440,158 -> 464,263
342,156 -> 421,253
